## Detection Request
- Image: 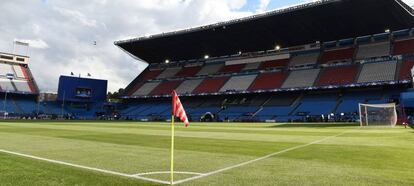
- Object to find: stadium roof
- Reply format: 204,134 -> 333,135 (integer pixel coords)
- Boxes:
115,0 -> 414,64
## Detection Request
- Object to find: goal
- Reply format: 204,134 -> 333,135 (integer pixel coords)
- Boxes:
359,103 -> 397,127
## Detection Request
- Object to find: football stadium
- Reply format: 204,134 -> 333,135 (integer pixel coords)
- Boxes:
1,0 -> 414,185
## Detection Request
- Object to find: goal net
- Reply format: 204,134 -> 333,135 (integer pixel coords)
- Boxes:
359,103 -> 397,127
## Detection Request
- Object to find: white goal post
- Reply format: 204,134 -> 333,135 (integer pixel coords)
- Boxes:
359,103 -> 397,127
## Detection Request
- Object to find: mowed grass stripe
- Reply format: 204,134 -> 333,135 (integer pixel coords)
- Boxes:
0,121 -> 352,136
0,124 -> 343,146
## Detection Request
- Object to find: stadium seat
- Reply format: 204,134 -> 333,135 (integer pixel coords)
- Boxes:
175,66 -> 202,77
197,63 -> 224,76
320,47 -> 355,64
175,79 -> 204,94
357,61 -> 397,83
150,80 -> 183,95
219,64 -> 246,74
282,69 -> 320,88
156,67 -> 181,79
13,80 -> 31,92
399,60 -> 414,80
0,63 -> 13,76
259,59 -> 290,70
289,52 -> 319,67
317,65 -> 359,86
243,62 -> 261,71
193,76 -> 230,94
295,93 -> 338,115
356,41 -> 390,60
220,74 -> 257,92
13,65 -> 25,78
0,78 -> 16,91
248,71 -> 288,91
132,82 -> 160,96
393,38 -> 414,55
127,69 -> 163,96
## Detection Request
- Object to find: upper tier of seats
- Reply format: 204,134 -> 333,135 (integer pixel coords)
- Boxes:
150,80 -> 183,95
196,63 -> 223,76
356,42 -> 390,60
357,61 -> 397,83
193,76 -> 229,94
0,63 -> 37,93
399,60 -> 414,80
282,69 -> 320,88
320,47 -> 355,64
259,59 -> 290,70
220,64 -> 245,74
220,74 -> 257,92
393,38 -> 414,55
127,31 -> 414,97
317,65 -> 359,86
248,71 -> 288,91
175,66 -> 202,77
175,79 -> 204,94
289,52 -> 319,67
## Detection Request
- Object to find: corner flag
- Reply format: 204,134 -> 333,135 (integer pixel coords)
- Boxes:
170,90 -> 189,184
172,90 -> 189,127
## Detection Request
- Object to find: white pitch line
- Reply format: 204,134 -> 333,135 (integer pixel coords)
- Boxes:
134,171 -> 203,176
172,130 -> 350,185
0,149 -> 170,185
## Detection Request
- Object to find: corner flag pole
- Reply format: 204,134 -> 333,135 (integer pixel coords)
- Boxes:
170,114 -> 175,184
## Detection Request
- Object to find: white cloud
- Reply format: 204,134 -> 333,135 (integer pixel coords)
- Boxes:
14,39 -> 49,49
53,6 -> 97,28
0,0 -> 252,92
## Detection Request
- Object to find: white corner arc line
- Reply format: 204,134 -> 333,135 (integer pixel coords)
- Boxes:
134,171 -> 203,176
172,130 -> 350,185
0,149 -> 170,185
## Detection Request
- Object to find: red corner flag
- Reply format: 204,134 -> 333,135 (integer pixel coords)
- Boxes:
172,90 -> 189,127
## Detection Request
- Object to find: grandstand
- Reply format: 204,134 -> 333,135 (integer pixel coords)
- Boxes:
115,0 -> 414,122
0,52 -> 40,117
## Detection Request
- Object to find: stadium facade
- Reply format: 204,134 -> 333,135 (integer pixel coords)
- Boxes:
115,0 -> 414,122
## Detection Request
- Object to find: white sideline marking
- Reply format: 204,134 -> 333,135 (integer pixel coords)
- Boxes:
0,149 -> 170,185
172,131 -> 349,185
134,171 -> 203,176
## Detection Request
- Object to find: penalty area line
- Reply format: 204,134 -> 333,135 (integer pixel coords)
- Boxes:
172,130 -> 350,185
0,149 -> 170,185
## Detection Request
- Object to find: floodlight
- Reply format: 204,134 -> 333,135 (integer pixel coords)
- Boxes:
204,55 -> 209,59
165,59 -> 170,64
275,45 -> 281,50
385,29 -> 390,33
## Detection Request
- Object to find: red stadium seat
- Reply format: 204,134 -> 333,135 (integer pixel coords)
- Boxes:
20,65 -> 38,93
259,59 -> 290,70
150,80 -> 183,95
399,60 -> 414,80
193,76 -> 230,94
127,69 -> 163,96
316,65 -> 359,86
393,39 -> 414,55
220,64 -> 246,73
175,66 -> 202,77
248,72 -> 288,91
320,47 -> 355,64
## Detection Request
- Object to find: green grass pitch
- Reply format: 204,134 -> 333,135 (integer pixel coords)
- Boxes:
0,121 -> 413,185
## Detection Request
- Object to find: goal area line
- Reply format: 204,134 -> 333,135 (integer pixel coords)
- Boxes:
0,130 -> 349,185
